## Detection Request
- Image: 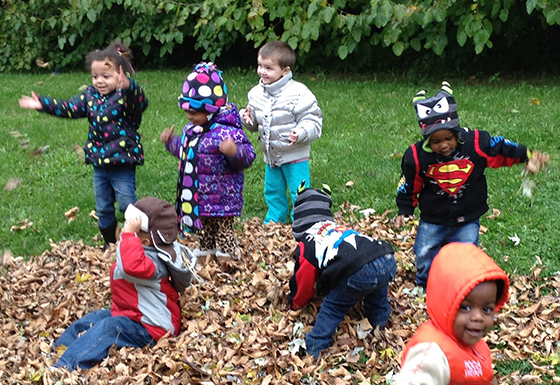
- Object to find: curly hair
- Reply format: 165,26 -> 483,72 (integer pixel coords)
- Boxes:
85,42 -> 135,75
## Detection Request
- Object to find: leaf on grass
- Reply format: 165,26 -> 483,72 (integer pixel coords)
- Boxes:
530,98 -> 541,106
73,143 -> 85,162
29,145 -> 50,158
345,180 -> 355,187
64,207 -> 79,222
10,131 -> 30,148
508,233 -> 521,246
89,210 -> 99,220
486,208 -> 501,220
4,178 -> 22,191
10,219 -> 33,232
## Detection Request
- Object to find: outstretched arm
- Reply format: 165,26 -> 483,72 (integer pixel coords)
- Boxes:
18,91 -> 42,110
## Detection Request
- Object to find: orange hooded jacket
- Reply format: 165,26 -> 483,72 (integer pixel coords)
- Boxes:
402,243 -> 510,384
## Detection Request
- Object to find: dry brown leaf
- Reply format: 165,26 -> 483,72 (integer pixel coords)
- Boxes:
64,207 -> 79,223
1,213 -> 559,384
4,178 -> 22,192
73,143 -> 85,162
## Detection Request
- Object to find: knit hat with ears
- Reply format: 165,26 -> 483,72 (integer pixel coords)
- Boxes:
178,62 -> 228,114
292,181 -> 334,241
413,81 -> 463,141
124,197 -> 178,262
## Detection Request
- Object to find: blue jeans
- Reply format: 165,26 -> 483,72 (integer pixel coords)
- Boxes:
54,310 -> 154,371
93,167 -> 137,229
305,253 -> 397,358
414,219 -> 480,288
264,161 -> 310,224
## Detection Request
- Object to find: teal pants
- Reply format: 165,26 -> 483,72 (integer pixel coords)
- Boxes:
264,161 -> 310,224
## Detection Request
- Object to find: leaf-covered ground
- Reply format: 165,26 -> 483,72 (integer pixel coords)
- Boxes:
1,205 -> 559,385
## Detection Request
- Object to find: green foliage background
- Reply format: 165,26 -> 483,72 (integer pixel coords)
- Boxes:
2,0 -> 560,74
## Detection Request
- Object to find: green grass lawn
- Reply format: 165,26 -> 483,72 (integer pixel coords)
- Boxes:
1,70 -> 558,276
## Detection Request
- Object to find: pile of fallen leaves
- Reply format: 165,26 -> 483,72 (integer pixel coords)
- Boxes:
1,204 -> 560,385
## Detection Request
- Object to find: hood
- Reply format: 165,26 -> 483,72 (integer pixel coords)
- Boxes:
426,243 -> 510,341
211,103 -> 242,129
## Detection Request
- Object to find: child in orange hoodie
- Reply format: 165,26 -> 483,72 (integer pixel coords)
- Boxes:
394,243 -> 510,385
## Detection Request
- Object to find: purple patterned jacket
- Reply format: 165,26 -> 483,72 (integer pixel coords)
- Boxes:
166,103 -> 256,217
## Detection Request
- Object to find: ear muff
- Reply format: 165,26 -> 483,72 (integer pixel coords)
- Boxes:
297,180 -> 306,194
322,183 -> 332,197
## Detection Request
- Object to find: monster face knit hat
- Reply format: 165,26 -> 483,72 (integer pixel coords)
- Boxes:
292,182 -> 334,241
125,197 -> 178,261
413,81 -> 462,140
178,62 -> 227,114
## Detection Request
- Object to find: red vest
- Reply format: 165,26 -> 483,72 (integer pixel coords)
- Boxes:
404,321 -> 493,384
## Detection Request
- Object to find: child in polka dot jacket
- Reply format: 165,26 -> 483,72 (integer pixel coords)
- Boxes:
19,42 -> 148,247
160,62 -> 256,260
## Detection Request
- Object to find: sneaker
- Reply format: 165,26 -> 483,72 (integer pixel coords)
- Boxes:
215,248 -> 242,260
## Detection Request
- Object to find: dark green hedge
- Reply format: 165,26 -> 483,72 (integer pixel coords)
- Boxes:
2,0 -> 560,74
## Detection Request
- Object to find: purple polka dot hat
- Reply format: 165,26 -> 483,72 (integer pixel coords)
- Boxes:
178,62 -> 228,113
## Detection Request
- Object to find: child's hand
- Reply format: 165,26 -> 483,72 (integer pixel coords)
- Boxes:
242,106 -> 253,126
160,125 -> 175,145
117,66 -> 130,90
219,137 -> 237,156
394,214 -> 406,228
18,91 -> 42,110
526,151 -> 550,174
288,130 -> 299,145
122,217 -> 142,234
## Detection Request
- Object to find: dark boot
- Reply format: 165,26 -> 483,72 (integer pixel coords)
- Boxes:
99,221 -> 118,245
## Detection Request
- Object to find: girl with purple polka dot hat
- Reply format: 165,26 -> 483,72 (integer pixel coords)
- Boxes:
161,62 -> 256,261
178,62 -> 227,114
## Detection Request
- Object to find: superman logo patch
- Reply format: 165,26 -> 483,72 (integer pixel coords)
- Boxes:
427,159 -> 474,196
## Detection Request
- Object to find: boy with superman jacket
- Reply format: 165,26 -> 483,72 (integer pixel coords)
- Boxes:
395,81 -> 548,289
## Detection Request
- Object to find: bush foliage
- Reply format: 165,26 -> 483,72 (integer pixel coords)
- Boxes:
2,0 -> 560,72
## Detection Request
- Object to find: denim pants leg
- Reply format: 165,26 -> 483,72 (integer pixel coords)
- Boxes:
414,219 -> 480,288
93,167 -> 137,229
54,309 -> 153,371
264,164 -> 289,224
305,254 -> 397,358
362,254 -> 397,327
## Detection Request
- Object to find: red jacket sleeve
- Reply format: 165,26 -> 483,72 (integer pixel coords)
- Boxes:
118,232 -> 156,279
473,129 -> 529,168
288,242 -> 319,310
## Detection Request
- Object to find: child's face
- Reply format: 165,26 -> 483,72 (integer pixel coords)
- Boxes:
453,281 -> 497,346
186,109 -> 209,126
429,129 -> 457,156
257,56 -> 290,85
91,60 -> 119,95
138,231 -> 153,247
